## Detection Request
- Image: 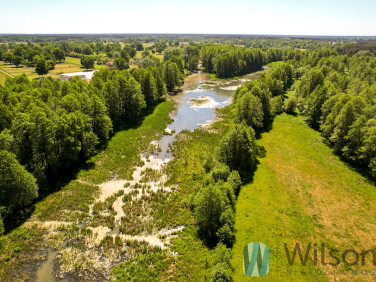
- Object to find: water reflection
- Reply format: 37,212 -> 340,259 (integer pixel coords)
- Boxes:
157,68 -> 268,160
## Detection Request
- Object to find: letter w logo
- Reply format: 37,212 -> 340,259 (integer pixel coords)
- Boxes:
243,242 -> 269,277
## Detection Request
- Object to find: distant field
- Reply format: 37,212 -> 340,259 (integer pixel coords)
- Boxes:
135,50 -> 164,60
232,113 -> 376,281
0,48 -> 165,84
0,57 -> 96,83
0,71 -> 8,84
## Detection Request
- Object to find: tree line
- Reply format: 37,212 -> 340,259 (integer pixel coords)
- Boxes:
200,44 -> 301,78
0,62 -> 175,234
294,50 -> 376,178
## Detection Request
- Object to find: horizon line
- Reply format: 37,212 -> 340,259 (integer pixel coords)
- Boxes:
0,33 -> 376,38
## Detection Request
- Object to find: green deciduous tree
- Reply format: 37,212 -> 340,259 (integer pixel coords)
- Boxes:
53,48 -> 65,62
35,56 -> 48,76
114,58 -> 128,70
0,150 -> 38,215
163,61 -> 180,91
227,170 -> 242,195
284,97 -> 297,114
236,93 -> 264,128
217,123 -> 258,174
307,85 -> 327,128
13,56 -> 24,67
195,185 -> 224,240
81,55 -> 95,70
3,52 -> 14,64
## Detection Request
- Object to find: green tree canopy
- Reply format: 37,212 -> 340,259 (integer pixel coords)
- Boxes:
35,56 -> 48,76
0,150 -> 38,215
217,123 -> 258,174
81,55 -> 95,70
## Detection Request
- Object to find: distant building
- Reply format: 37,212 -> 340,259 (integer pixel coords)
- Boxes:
60,70 -> 96,82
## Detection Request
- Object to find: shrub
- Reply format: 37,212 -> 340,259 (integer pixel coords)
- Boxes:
284,97 -> 297,114
212,263 -> 234,282
227,171 -> 242,196
211,162 -> 230,182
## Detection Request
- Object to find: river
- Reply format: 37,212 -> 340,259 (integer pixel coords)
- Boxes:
35,67 -> 268,282
157,67 -> 268,160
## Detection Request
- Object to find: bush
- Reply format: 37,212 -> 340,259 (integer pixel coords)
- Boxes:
271,96 -> 284,116
217,223 -> 235,247
212,263 -> 234,282
211,162 -> 230,182
212,244 -> 234,281
284,97 -> 297,114
0,215 -> 4,236
370,158 -> 376,178
216,182 -> 235,210
204,154 -> 215,172
203,174 -> 215,186
227,171 -> 242,196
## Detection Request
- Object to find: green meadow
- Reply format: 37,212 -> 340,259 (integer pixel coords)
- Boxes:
232,113 -> 376,281
0,57 -> 96,83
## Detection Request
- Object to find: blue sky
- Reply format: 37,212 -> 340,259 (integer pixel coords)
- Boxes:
0,0 -> 375,35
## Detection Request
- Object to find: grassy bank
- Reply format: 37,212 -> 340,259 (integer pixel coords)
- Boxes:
165,107 -> 235,280
209,73 -> 247,81
166,128 -> 223,280
232,113 -> 376,281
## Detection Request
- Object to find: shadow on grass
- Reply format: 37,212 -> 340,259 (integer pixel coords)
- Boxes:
284,110 -> 298,117
255,118 -> 274,139
309,119 -> 376,187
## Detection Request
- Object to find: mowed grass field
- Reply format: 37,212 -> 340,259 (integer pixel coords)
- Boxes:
0,57 -> 95,83
232,113 -> 376,281
0,71 -> 8,84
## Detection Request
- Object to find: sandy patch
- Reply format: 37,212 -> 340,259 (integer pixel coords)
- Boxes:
88,226 -> 112,244
220,86 -> 239,91
198,120 -> 214,129
113,197 -> 125,221
98,179 -> 130,202
189,96 -> 219,109
159,225 -> 185,236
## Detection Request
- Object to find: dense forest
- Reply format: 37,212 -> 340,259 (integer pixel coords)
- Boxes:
293,50 -> 376,178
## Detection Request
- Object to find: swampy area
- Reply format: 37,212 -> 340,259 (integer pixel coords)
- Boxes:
0,68 -> 266,281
